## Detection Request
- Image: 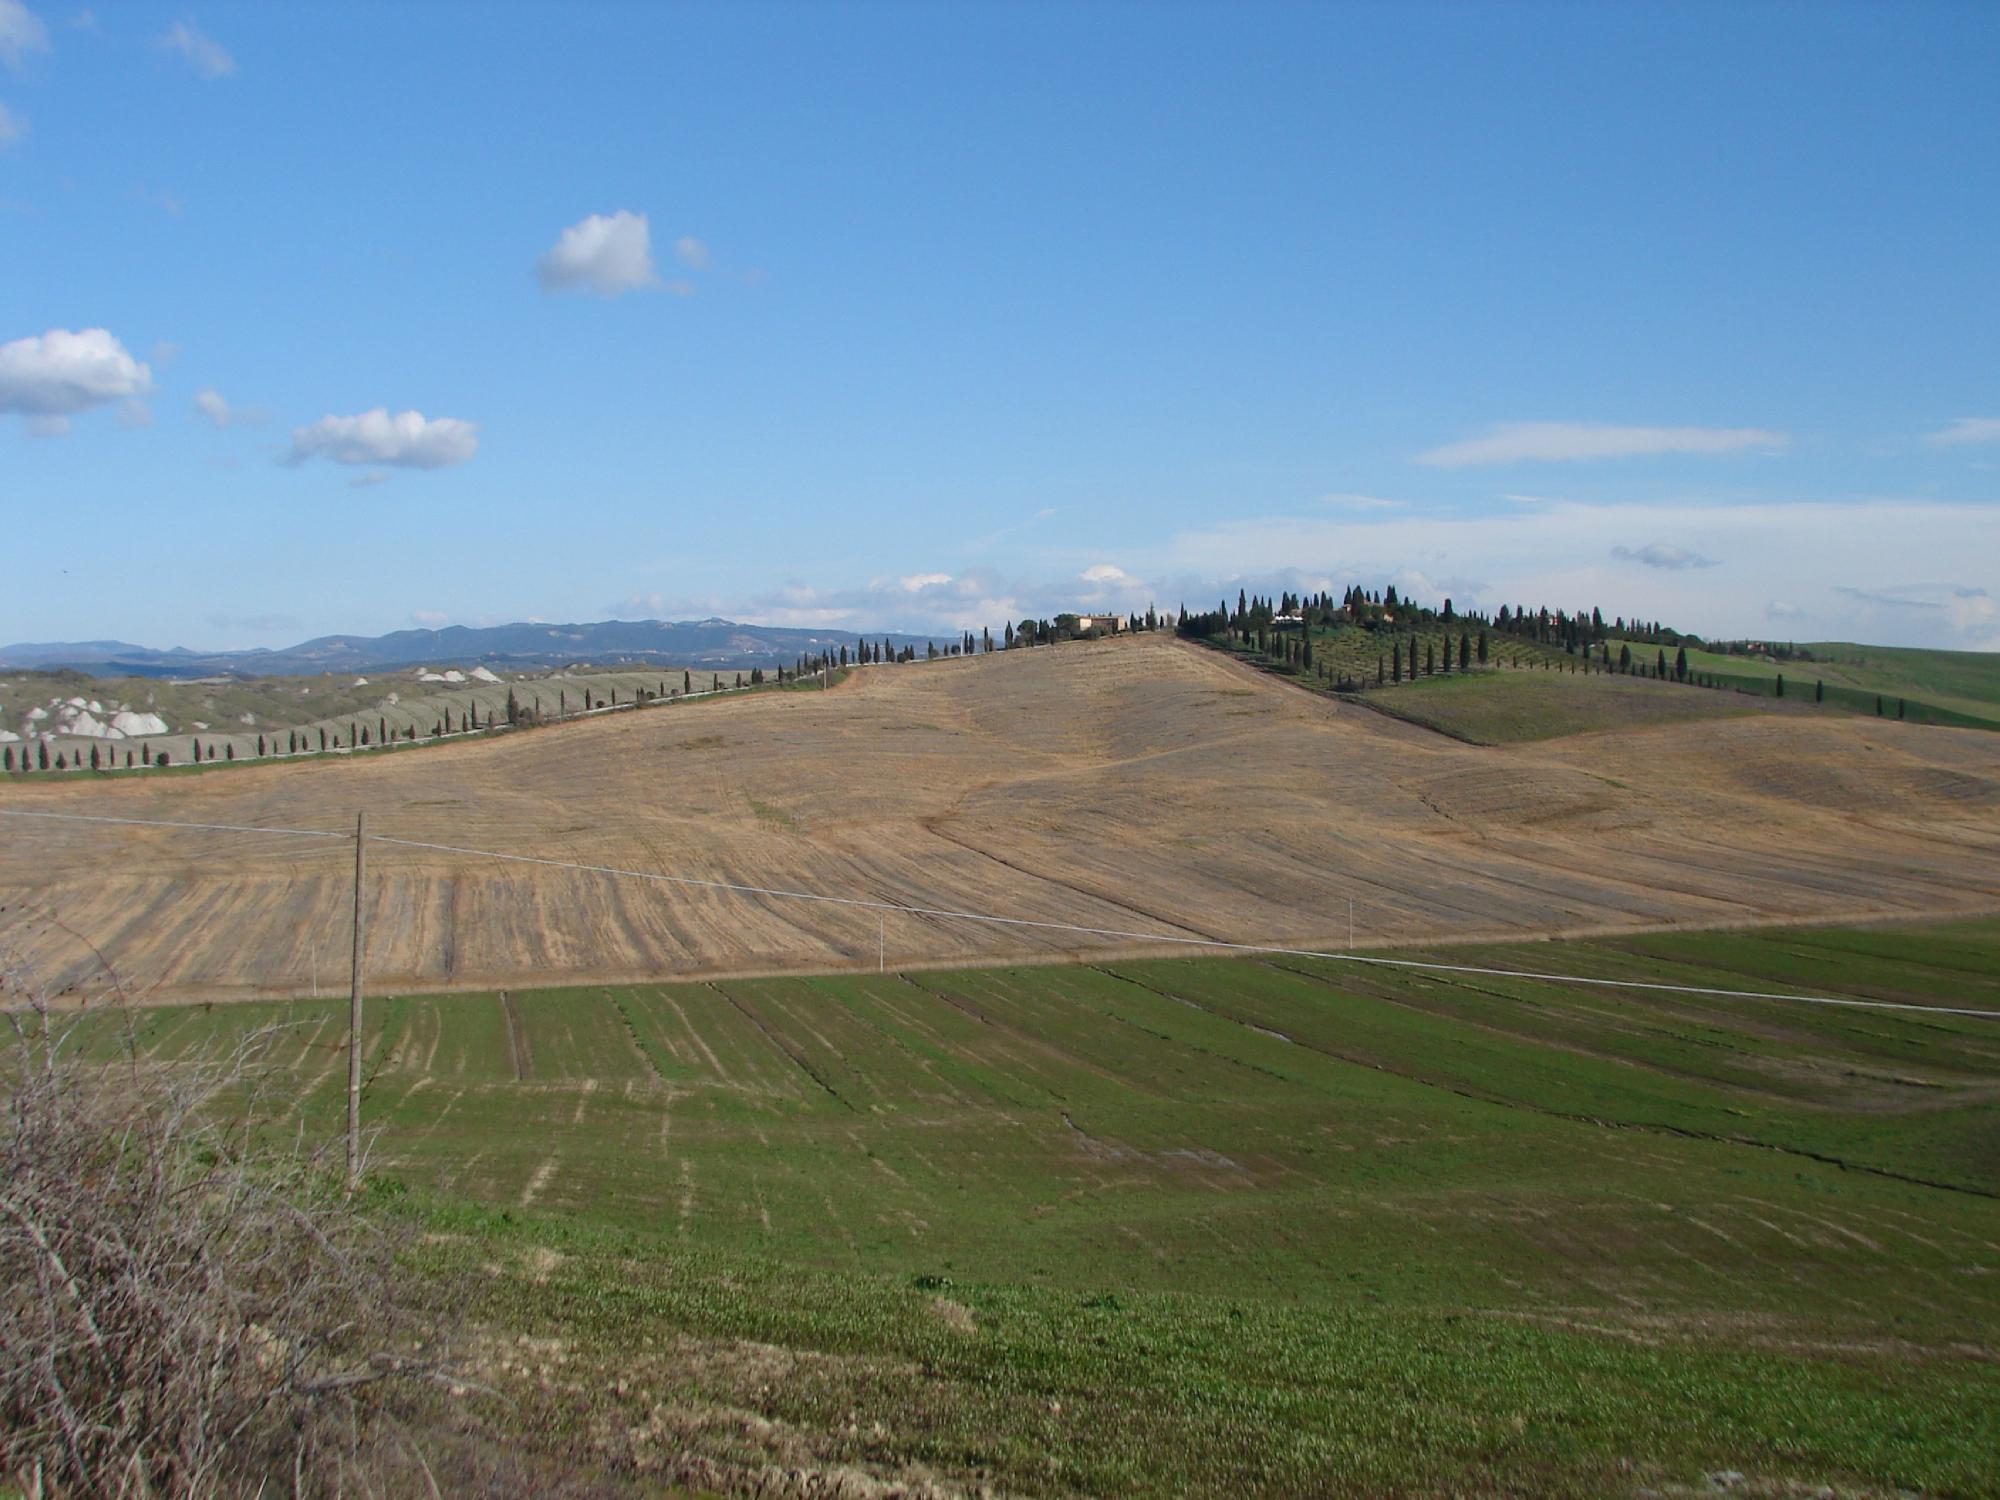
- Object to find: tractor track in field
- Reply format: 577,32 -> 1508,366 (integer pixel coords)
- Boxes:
499,990 -> 531,1081
705,982 -> 857,1112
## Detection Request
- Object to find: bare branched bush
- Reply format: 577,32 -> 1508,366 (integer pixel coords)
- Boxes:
0,946 -> 460,1498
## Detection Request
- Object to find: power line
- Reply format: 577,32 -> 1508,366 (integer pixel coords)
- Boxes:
4,806 -> 1996,1019
366,835 -> 2000,1019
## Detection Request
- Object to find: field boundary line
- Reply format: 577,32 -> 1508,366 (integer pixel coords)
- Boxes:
7,806 -> 1998,1020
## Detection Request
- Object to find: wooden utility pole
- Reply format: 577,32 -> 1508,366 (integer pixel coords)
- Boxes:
345,810 -> 366,1191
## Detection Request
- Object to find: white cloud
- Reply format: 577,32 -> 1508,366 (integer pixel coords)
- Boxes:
744,571 -> 1023,633
0,327 -> 154,422
1611,543 -> 1719,570
1416,422 -> 1789,467
595,494 -> 1995,650
536,210 -> 658,296
410,609 -> 449,627
0,100 -> 24,147
1924,417 -> 2000,448
284,408 -> 478,469
157,18 -> 234,79
672,234 -> 710,270
193,387 -> 263,428
0,1 -> 49,71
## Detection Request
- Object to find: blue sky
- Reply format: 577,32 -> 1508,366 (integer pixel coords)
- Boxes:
2,0 -> 1996,650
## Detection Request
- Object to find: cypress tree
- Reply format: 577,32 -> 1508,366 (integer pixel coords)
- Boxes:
1377,654 -> 1385,686
1478,631 -> 1489,665
90,744 -> 100,770
1392,640 -> 1402,683
37,741 -> 48,770
1899,698 -> 1906,719
258,734 -> 266,756
3,747 -> 12,771
1876,695 -> 1884,717
1775,674 -> 1785,698
1815,679 -> 1824,703
225,744 -> 235,760
1675,646 -> 1688,681
1425,641 -> 1435,675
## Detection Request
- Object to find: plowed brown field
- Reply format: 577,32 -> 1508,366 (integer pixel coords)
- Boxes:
6,634 -> 2000,1001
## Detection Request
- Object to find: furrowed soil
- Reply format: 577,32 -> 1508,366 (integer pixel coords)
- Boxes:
74,923 -> 2000,1498
6,633 -> 2000,1001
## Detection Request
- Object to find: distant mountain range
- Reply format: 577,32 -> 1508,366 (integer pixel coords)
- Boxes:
0,619 -> 949,678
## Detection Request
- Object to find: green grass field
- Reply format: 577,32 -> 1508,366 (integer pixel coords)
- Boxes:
72,923 -> 2000,1496
1607,639 -> 2000,730
1360,667 -> 1779,743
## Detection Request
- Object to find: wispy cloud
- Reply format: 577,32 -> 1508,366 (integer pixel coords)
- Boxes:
0,100 -> 22,148
0,1 -> 50,72
1924,417 -> 2000,448
672,234 -> 710,271
1611,543 -> 1719,571
1416,421 -> 1789,468
1316,492 -> 1402,511
157,17 -> 234,79
193,387 -> 265,428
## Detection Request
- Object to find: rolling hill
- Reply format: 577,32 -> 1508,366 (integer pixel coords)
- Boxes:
6,632 -> 2000,1003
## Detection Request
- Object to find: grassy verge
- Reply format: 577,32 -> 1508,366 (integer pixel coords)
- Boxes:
1358,668 -> 1777,743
